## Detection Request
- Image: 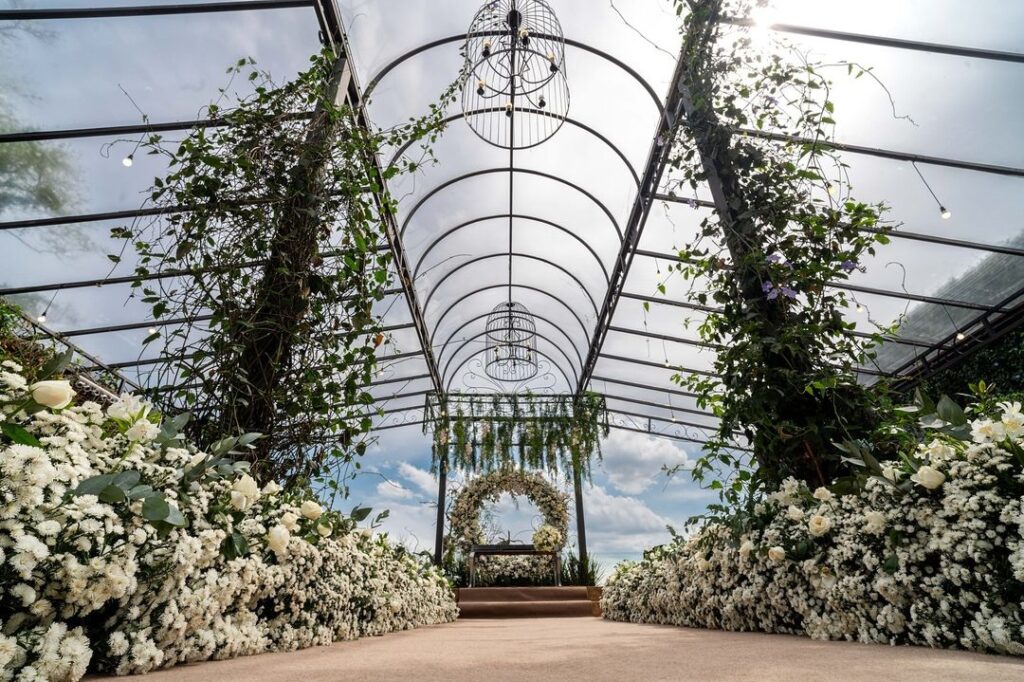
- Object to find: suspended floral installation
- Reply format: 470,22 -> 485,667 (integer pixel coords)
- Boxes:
424,391 -> 608,478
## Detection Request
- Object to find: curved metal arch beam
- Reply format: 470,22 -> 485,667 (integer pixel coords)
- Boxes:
442,330 -> 579,393
412,213 -> 610,286
388,108 -> 640,188
438,309 -> 584,381
399,167 -> 623,242
430,283 -> 591,351
364,33 -> 665,118
422,252 -> 599,323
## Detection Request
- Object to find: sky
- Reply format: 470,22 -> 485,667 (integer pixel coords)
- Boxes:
2,1 -> 1023,569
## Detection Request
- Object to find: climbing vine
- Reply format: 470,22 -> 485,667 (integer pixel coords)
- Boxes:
663,0 -> 894,501
114,51 -> 457,484
426,392 -> 607,479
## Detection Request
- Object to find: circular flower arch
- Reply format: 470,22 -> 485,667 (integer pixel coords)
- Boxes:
449,468 -> 570,553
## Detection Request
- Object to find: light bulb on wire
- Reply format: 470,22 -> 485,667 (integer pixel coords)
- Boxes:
122,154 -> 134,168
826,182 -> 837,196
940,206 -> 951,220
855,304 -> 864,313
36,314 -> 47,324
956,331 -> 966,341
147,327 -> 158,335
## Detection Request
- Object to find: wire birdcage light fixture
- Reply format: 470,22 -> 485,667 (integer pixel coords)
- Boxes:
461,0 -> 569,149
485,301 -> 538,382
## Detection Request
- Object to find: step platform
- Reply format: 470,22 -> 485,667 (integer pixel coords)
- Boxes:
457,586 -> 603,618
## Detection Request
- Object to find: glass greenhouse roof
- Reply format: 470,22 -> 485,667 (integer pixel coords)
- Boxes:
2,0 -> 1023,449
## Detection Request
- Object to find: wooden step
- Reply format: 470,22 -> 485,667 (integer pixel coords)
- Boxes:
458,586 -> 589,602
458,600 -> 600,618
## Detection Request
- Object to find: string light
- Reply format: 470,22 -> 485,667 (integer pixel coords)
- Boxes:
122,154 -> 134,167
147,327 -> 158,335
826,182 -> 837,196
855,304 -> 864,313
912,161 -> 951,221
956,331 -> 966,341
36,314 -> 47,324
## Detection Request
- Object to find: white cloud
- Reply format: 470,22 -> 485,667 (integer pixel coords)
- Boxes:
581,485 -> 677,555
598,428 -> 693,494
397,462 -> 438,497
375,480 -> 415,501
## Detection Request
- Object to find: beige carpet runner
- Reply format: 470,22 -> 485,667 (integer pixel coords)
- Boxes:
457,586 -> 602,618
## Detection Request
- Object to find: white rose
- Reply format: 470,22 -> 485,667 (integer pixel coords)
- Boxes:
300,500 -> 323,520
767,546 -> 786,562
267,525 -> 290,555
910,465 -> 945,490
107,394 -> 149,421
863,510 -> 886,534
317,523 -> 332,538
29,380 -> 75,409
280,511 -> 300,531
808,514 -> 831,537
812,487 -> 832,502
786,505 -> 804,522
262,481 -> 282,495
229,491 -> 252,511
125,419 -> 161,442
738,540 -> 755,559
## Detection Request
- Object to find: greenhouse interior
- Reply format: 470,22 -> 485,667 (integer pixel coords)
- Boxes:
1,0 -> 1023,680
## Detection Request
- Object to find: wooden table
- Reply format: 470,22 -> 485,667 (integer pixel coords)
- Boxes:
468,544 -> 561,587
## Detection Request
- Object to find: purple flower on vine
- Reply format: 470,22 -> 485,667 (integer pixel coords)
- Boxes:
780,285 -> 798,300
840,259 -> 857,273
766,254 -> 782,264
762,280 -> 779,300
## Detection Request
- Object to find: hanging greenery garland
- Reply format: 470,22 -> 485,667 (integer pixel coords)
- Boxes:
424,392 -> 608,479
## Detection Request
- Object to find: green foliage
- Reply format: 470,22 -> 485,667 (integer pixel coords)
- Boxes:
664,0 -> 893,500
425,392 -> 608,479
560,549 -> 603,587
115,52 -> 457,484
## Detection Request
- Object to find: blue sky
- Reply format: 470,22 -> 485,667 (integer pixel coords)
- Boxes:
346,423 -> 719,569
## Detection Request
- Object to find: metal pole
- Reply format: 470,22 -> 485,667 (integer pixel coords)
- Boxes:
572,462 -> 588,578
433,457 -> 448,566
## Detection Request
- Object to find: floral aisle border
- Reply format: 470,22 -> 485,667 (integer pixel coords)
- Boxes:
602,398 -> 1024,655
0,361 -> 457,680
448,468 -> 570,554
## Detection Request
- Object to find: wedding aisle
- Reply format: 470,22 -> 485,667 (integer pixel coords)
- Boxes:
89,618 -> 1024,682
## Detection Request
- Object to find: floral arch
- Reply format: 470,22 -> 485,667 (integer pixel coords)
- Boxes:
448,468 -> 570,554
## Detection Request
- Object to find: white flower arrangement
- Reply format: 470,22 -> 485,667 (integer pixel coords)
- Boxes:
601,400 -> 1024,656
0,363 -> 457,680
532,524 -> 563,552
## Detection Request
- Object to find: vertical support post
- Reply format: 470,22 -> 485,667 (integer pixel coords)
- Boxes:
433,458 -> 448,566
572,463 -> 588,577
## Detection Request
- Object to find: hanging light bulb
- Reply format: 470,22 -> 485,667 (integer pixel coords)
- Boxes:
36,314 -> 47,324
855,304 -> 864,313
956,331 -> 966,341
482,39 -> 492,57
538,95 -> 547,109
505,102 -> 514,117
940,206 -> 952,219
519,27 -> 529,44
476,78 -> 486,96
147,327 -> 158,335
826,182 -> 837,196
122,154 -> 134,167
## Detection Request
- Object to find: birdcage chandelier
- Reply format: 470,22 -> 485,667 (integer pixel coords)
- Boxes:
484,301 -> 539,382
461,0 -> 569,149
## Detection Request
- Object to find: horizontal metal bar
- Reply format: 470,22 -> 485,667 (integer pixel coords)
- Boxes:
607,324 -> 719,349
603,392 -> 715,420
0,0 -> 311,20
367,372 -> 431,388
599,353 -> 719,377
737,128 -> 1024,178
727,17 -> 1024,65
633,248 -> 1005,313
590,374 -> 701,400
652,193 -> 1024,258
58,315 -> 213,338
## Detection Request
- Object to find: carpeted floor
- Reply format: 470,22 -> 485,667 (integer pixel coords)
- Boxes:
89,618 -> 1024,682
